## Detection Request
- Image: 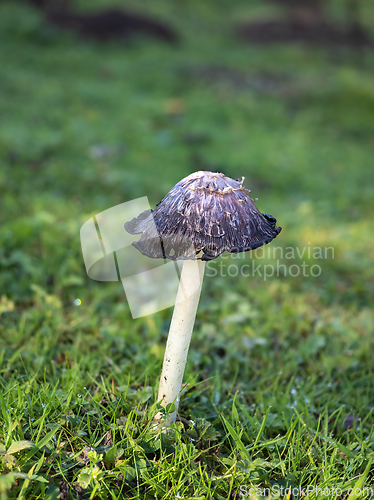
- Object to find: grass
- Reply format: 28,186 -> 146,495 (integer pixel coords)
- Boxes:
1,0 -> 374,498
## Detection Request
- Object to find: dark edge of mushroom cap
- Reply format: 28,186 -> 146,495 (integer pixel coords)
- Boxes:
125,171 -> 282,261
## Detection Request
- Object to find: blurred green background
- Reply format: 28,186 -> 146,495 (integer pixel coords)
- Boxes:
1,0 -> 374,497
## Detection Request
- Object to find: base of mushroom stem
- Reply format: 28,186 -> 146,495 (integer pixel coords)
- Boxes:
151,410 -> 178,430
152,401 -> 178,426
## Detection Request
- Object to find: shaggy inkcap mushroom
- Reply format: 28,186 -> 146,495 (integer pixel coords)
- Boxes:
125,171 -> 281,261
125,171 -> 281,424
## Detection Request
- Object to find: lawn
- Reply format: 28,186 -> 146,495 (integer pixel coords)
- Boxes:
1,0 -> 374,498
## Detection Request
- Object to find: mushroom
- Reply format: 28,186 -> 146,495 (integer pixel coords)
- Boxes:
125,171 -> 281,424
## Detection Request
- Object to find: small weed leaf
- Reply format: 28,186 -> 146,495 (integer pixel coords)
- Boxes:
7,440 -> 34,454
124,466 -> 136,481
76,471 -> 91,489
0,473 -> 28,494
2,453 -> 17,472
104,445 -> 124,467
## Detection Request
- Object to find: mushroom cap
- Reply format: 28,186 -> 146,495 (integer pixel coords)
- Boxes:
125,171 -> 282,261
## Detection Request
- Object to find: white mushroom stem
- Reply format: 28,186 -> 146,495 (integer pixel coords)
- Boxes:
154,255 -> 206,424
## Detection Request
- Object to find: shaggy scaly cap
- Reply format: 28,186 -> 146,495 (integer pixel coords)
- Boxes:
125,171 -> 281,261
